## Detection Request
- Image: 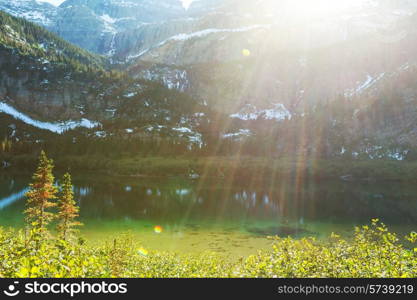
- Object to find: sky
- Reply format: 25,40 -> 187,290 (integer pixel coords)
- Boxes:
181,0 -> 194,10
37,0 -> 195,9
37,0 -> 65,6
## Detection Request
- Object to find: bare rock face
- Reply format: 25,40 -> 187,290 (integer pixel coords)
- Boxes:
53,0 -> 187,55
0,47 -> 97,119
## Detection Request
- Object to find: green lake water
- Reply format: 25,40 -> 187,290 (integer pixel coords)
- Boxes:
0,173 -> 416,258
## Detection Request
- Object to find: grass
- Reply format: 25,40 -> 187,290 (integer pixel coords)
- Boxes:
3,154 -> 417,182
0,220 -> 416,278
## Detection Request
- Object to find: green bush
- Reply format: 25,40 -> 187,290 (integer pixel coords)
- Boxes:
0,220 -> 416,278
239,220 -> 417,278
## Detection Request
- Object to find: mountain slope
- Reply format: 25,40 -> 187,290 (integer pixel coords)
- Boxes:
0,10 -> 208,150
0,0 -> 57,27
2,1 -> 417,160
0,0 -> 226,57
0,9 -> 110,119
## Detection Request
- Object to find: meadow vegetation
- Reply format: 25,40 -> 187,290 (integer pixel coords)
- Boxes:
0,220 -> 416,278
4,153 -> 417,182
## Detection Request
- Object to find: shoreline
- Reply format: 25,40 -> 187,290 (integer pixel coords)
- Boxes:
1,154 -> 417,182
0,155 -> 417,182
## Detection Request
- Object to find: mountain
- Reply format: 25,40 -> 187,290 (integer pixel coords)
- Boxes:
0,0 -> 57,27
3,0 -> 417,61
0,10 -> 208,151
127,1 -> 417,116
54,0 -> 190,55
2,1 -> 417,161
0,0 -> 216,55
120,0 -> 417,63
0,9 -> 107,119
124,0 -> 417,158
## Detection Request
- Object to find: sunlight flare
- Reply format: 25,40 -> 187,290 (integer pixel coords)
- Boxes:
278,0 -> 370,18
154,225 -> 163,234
242,49 -> 251,57
181,0 -> 194,10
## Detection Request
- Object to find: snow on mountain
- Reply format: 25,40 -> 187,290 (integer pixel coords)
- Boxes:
126,24 -> 271,61
230,104 -> 292,122
222,129 -> 252,140
100,14 -> 117,24
173,126 -> 203,147
0,101 -> 100,134
344,73 -> 386,97
166,25 -> 271,42
134,67 -> 189,91
36,0 -> 65,6
0,0 -> 57,26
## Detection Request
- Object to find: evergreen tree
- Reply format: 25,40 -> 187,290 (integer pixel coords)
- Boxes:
24,151 -> 57,234
57,173 -> 82,241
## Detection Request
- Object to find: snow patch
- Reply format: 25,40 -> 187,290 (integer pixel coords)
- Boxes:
94,131 -> 107,138
124,92 -> 137,98
345,73 -> 385,97
138,68 -> 189,91
36,0 -> 64,6
166,25 -> 271,42
222,129 -> 252,139
173,127 -> 203,148
100,14 -> 116,24
0,101 -> 100,134
20,11 -> 52,25
230,103 -> 291,121
172,127 -> 193,134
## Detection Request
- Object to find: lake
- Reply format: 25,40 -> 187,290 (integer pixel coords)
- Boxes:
0,173 -> 416,258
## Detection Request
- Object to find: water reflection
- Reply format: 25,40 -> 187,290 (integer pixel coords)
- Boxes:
0,175 -> 417,228
0,188 -> 29,210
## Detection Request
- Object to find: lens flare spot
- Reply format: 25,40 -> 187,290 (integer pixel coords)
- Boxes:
154,225 -> 163,233
138,247 -> 149,257
242,49 -> 251,57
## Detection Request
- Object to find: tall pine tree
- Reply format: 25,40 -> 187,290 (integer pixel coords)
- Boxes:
57,173 -> 82,241
25,151 -> 57,234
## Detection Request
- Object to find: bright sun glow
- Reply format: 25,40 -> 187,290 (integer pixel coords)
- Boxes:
280,0 -> 370,18
181,0 -> 194,10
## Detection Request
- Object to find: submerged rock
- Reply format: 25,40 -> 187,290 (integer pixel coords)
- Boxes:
246,226 -> 312,237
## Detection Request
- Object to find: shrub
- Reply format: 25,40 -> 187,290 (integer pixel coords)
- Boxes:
0,220 -> 415,278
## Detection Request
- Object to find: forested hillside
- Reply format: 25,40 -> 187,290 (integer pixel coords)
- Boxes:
0,10 -> 106,72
